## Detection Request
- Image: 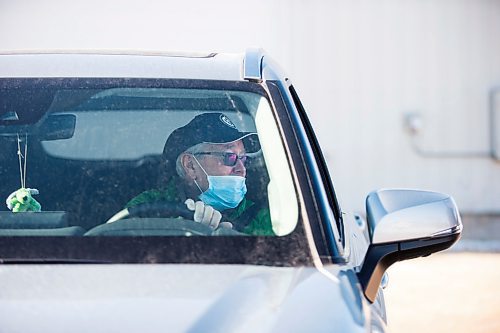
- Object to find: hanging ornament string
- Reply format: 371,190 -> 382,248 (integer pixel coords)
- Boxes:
7,134 -> 41,212
16,133 -> 28,188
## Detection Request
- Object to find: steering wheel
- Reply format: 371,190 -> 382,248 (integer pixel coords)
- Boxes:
85,201 -> 244,236
118,202 -> 195,221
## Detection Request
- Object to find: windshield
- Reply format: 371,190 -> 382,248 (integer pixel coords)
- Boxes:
0,78 -> 308,265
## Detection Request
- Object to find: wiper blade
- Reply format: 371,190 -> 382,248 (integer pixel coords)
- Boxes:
0,258 -> 113,264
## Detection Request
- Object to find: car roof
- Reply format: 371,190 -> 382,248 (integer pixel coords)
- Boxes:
0,49 -> 285,81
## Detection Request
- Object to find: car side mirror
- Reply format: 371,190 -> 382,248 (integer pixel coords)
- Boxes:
357,189 -> 462,302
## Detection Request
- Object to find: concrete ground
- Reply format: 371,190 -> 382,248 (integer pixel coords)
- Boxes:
384,215 -> 500,332
384,252 -> 500,333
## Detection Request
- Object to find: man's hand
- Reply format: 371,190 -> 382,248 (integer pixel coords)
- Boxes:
184,199 -> 233,229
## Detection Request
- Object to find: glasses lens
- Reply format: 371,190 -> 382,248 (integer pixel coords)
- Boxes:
224,153 -> 238,166
223,153 -> 247,166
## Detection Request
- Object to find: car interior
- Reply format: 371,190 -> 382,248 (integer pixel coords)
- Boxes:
0,85 -> 271,236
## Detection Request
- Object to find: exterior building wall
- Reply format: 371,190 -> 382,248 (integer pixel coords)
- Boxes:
268,0 -> 500,215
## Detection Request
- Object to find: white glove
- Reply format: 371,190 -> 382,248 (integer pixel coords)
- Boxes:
184,199 -> 233,230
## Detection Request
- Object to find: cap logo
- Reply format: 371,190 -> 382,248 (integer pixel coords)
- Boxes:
219,114 -> 236,129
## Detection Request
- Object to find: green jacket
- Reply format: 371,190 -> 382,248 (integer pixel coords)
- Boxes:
125,179 -> 274,236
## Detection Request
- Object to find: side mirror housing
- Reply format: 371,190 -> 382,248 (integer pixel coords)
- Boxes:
357,189 -> 462,302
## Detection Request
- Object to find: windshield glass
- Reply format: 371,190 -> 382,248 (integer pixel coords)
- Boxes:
0,78 -> 306,264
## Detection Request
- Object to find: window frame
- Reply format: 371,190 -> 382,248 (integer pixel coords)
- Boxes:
0,77 -> 315,266
265,80 -> 346,263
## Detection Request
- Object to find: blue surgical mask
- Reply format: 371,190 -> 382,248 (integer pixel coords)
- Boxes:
193,156 -> 247,211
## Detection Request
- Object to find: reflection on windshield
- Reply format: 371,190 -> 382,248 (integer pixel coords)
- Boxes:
0,80 -> 298,238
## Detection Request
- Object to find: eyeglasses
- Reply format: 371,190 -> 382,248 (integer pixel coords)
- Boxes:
195,152 -> 248,167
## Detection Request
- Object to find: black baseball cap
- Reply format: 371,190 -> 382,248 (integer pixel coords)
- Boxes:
163,113 -> 260,162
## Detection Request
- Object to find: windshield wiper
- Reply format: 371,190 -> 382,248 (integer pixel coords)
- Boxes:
0,258 -> 113,264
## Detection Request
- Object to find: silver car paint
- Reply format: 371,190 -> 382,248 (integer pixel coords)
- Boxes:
367,189 -> 462,244
0,52 -> 244,80
0,264 -> 371,333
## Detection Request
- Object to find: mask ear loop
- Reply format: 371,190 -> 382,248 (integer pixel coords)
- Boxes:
193,179 -> 203,194
190,154 -> 209,194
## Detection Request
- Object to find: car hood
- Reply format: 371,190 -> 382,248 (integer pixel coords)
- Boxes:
0,264 -> 369,333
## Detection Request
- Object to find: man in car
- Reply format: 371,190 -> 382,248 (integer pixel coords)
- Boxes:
126,112 -> 274,236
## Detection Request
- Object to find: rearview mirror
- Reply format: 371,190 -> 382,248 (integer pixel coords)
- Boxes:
357,189 -> 462,302
36,113 -> 76,141
0,113 -> 76,141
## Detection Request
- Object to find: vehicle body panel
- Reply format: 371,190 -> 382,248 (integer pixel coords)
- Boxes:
0,264 -> 370,333
0,52 -> 244,80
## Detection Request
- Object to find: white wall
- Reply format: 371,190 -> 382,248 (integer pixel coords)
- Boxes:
270,0 -> 500,215
1,0 -> 499,214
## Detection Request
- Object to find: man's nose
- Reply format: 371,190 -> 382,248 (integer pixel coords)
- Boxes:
232,159 -> 246,176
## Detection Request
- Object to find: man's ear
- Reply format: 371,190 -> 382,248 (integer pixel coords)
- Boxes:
181,154 -> 197,179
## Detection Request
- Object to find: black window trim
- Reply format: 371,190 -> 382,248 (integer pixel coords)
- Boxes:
266,80 -> 346,263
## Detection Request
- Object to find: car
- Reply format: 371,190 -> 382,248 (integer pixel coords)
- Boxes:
0,49 -> 462,332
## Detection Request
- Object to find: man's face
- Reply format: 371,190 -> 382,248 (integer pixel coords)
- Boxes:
193,140 -> 246,191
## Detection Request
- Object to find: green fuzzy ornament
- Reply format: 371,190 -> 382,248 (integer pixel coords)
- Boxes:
6,188 -> 42,212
